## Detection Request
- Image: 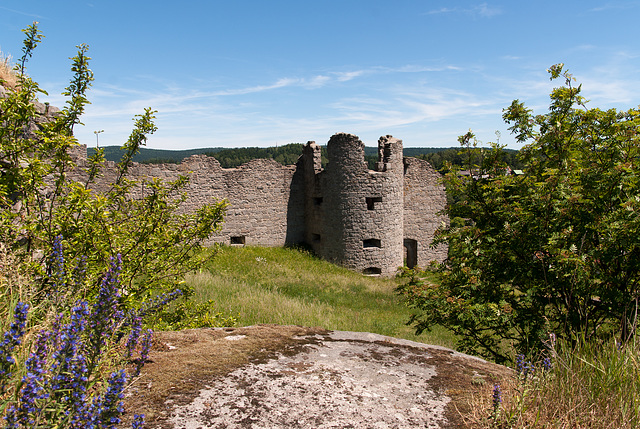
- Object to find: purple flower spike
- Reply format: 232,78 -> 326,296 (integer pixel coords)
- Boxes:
90,369 -> 127,428
492,383 -> 502,418
492,384 -> 502,406
134,329 -> 153,376
51,235 -> 65,289
0,302 -> 29,391
125,317 -> 142,360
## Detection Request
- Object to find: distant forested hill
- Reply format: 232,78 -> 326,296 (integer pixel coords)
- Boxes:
89,144 -> 522,171
207,144 -> 306,168
414,147 -> 524,172
87,146 -> 225,164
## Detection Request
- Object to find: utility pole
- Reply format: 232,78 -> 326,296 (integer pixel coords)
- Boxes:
94,130 -> 104,148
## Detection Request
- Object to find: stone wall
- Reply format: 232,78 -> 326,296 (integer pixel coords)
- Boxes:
403,156 -> 449,265
68,149 -> 305,247
66,132 -> 447,276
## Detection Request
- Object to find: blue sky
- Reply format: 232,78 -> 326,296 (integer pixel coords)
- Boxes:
1,1 -> 639,150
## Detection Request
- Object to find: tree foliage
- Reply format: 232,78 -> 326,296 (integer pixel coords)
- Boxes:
398,64 -> 640,363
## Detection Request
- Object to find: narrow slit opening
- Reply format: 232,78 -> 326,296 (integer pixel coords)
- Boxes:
363,238 -> 381,248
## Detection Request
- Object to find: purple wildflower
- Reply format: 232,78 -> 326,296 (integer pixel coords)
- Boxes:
11,331 -> 51,426
492,384 -> 502,406
515,354 -> 535,380
4,405 -> 19,428
131,413 -> 145,429
0,302 -> 29,392
1,242 -> 158,428
491,384 -> 502,418
125,317 -> 142,361
134,329 -> 153,377
89,369 -> 127,428
50,235 -> 66,290
50,301 -> 90,419
515,354 -> 525,374
88,255 -> 124,370
525,361 -> 535,378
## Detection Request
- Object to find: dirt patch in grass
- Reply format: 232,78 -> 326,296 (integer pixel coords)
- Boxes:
122,325 -> 512,428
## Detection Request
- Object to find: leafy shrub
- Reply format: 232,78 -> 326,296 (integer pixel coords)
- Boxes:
152,299 -> 238,330
0,22 -> 227,309
0,22 -> 232,428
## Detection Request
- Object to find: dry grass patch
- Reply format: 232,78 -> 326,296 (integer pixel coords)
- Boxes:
0,52 -> 18,90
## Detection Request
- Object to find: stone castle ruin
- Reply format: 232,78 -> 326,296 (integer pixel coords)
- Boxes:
67,132 -> 447,276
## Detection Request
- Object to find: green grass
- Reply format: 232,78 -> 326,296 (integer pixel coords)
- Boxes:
184,245 -> 457,349
469,336 -> 640,429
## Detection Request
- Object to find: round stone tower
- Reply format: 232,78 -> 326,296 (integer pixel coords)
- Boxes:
319,133 -> 404,275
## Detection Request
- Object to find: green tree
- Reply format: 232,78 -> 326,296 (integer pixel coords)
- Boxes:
398,64 -> 640,363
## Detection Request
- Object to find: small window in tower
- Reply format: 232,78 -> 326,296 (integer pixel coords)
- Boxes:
312,233 -> 321,243
313,197 -> 323,206
363,238 -> 382,248
366,196 -> 382,210
363,267 -> 382,275
230,236 -> 246,245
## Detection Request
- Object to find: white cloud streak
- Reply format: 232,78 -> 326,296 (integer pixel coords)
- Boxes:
426,3 -> 502,18
588,2 -> 640,12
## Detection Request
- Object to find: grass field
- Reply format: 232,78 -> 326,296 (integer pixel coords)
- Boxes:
181,245 -> 640,428
184,245 -> 458,349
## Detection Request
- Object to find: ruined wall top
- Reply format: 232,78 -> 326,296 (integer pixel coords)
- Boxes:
303,141 -> 322,175
326,133 -> 368,174
375,135 -> 403,173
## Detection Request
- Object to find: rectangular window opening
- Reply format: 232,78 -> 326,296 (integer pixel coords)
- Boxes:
363,267 -> 382,275
366,196 -> 382,210
230,236 -> 246,245
312,233 -> 321,243
363,238 -> 382,249
313,197 -> 323,206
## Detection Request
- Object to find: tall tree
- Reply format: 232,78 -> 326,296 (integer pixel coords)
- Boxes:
398,64 -> 640,362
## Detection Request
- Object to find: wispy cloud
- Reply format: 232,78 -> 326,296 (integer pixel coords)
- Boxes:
387,64 -> 464,73
588,2 -> 640,12
64,50 -> 640,152
213,78 -> 302,96
64,63 -> 495,149
333,70 -> 365,82
426,3 -> 502,18
0,6 -> 45,19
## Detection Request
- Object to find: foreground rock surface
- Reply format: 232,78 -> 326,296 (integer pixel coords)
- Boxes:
124,325 -> 511,428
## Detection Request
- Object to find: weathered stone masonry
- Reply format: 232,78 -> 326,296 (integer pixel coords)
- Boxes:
69,133 -> 447,276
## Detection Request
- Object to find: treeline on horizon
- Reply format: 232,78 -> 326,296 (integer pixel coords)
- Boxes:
88,144 -> 523,171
